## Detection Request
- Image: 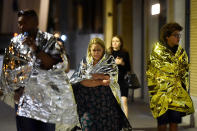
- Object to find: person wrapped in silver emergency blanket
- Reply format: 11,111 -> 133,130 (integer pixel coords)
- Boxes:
0,9 -> 78,131
70,37 -> 132,131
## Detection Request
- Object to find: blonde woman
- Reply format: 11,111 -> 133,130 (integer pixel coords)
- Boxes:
70,38 -> 132,131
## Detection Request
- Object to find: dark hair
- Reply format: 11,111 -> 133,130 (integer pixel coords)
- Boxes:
160,22 -> 183,43
108,35 -> 124,54
18,9 -> 38,22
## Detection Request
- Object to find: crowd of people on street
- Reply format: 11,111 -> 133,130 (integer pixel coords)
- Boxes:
0,9 -> 194,131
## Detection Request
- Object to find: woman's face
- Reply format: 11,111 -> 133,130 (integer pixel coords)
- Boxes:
112,37 -> 121,51
90,43 -> 104,62
166,30 -> 181,47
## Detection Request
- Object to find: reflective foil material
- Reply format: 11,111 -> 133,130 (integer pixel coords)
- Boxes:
70,53 -> 121,104
146,42 -> 194,118
18,69 -> 78,124
1,33 -> 34,92
1,30 -> 78,124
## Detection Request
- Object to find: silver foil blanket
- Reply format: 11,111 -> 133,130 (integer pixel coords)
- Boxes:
70,53 -> 121,104
1,30 -> 78,124
18,69 -> 78,124
70,54 -> 118,83
1,34 -> 34,92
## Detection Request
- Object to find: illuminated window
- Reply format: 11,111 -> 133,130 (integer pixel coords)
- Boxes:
151,3 -> 160,15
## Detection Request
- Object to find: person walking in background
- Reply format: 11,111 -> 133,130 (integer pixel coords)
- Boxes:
146,22 -> 194,131
0,9 -> 78,131
108,35 -> 131,118
70,37 -> 132,131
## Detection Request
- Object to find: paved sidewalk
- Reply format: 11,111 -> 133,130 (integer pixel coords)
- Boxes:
128,98 -> 196,131
0,97 -> 196,131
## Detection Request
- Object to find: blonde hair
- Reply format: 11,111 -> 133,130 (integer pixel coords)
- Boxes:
87,37 -> 106,58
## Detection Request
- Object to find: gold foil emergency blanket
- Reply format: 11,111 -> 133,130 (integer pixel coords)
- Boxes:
146,42 -> 194,118
0,30 -> 78,125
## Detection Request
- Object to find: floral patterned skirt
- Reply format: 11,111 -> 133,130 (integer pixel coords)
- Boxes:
72,83 -> 132,131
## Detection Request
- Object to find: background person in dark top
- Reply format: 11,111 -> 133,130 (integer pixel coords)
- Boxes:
108,35 -> 131,118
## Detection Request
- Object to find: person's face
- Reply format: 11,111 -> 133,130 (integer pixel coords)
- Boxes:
112,37 -> 121,51
90,43 -> 104,62
166,30 -> 181,47
18,16 -> 37,33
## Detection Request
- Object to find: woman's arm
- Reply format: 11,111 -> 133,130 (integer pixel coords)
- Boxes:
80,79 -> 102,87
80,74 -> 110,87
91,73 -> 110,80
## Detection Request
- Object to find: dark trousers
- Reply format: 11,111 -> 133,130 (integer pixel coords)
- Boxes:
15,105 -> 55,131
15,104 -> 21,131
157,109 -> 182,125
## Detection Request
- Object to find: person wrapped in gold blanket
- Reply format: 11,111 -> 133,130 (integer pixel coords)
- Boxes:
146,22 -> 194,131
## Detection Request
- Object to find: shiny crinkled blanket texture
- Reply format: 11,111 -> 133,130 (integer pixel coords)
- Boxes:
70,53 -> 132,130
146,42 -> 194,118
0,30 -> 78,125
70,53 -> 121,104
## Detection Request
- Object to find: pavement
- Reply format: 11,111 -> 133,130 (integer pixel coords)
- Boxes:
128,97 -> 196,131
0,93 -> 196,131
